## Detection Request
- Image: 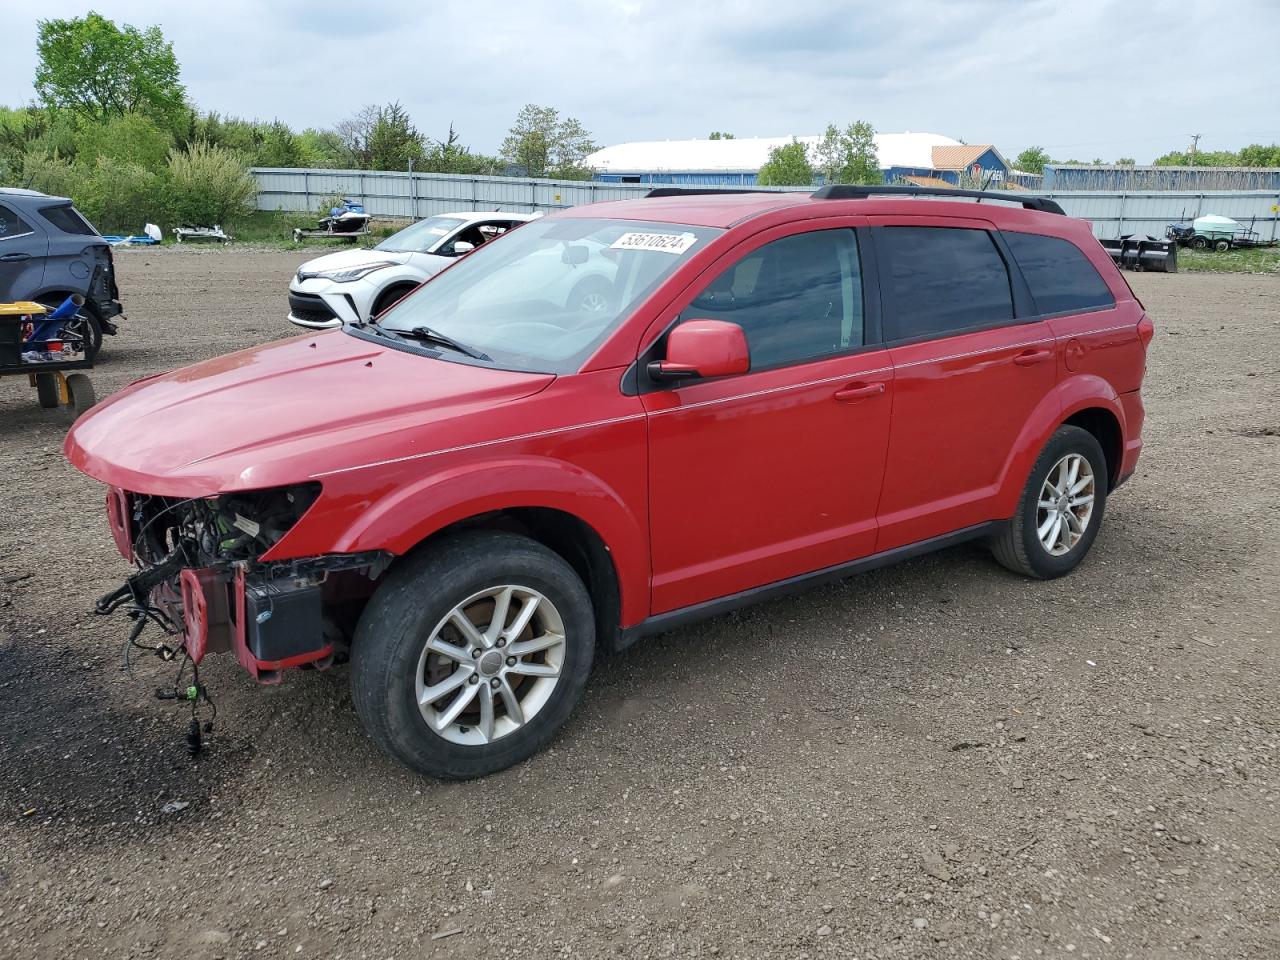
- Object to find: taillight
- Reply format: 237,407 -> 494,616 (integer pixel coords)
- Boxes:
1137,314 -> 1155,348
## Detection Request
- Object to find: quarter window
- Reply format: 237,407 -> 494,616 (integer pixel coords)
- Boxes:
39,204 -> 96,236
1004,231 -> 1115,314
0,204 -> 33,240
678,229 -> 864,369
877,226 -> 1014,341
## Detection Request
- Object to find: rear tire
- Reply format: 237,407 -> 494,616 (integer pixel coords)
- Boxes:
990,425 -> 1108,579
350,531 -> 596,779
1214,239 -> 1230,252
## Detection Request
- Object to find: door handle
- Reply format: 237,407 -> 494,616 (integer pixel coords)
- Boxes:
0,252 -> 31,262
1013,348 -> 1052,367
833,382 -> 885,402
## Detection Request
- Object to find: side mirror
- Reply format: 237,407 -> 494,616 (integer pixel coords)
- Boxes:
452,241 -> 475,255
561,244 -> 589,265
648,319 -> 749,382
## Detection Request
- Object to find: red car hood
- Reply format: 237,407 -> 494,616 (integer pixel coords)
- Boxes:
65,331 -> 554,496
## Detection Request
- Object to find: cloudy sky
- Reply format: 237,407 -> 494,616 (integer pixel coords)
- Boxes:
2,0 -> 1277,163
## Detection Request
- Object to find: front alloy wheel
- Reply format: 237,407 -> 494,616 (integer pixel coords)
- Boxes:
350,531 -> 595,779
416,585 -> 566,745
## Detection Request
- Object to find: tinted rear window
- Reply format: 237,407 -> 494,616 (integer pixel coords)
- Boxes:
877,226 -> 1014,341
40,204 -> 97,236
1005,232 -> 1114,315
0,204 -> 34,239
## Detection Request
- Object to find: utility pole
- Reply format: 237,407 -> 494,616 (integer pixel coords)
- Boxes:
1189,133 -> 1201,162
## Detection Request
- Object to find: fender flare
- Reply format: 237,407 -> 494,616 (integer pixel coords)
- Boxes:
993,374 -> 1126,516
324,455 -> 650,625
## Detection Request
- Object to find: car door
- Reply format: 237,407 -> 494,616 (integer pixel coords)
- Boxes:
0,202 -> 47,301
641,223 -> 894,614
869,217 -> 1057,552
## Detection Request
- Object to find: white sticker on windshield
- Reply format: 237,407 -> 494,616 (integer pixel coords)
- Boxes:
610,231 -> 698,255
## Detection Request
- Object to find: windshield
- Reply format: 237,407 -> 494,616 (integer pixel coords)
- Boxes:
369,217 -> 722,373
375,216 -> 466,253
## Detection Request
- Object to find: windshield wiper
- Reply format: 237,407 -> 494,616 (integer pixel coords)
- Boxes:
398,325 -> 491,361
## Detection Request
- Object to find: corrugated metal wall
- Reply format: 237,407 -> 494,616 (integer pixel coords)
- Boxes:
252,168 -> 810,219
252,168 -> 1280,241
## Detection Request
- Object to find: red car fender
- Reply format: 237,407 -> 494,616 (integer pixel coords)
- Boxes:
992,374 -> 1126,517
320,456 -> 651,626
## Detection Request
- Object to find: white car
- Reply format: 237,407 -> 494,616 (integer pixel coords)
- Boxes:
287,212 -> 541,329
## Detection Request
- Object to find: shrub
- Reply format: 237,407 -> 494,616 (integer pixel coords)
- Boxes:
166,141 -> 257,226
78,157 -> 167,233
75,113 -> 173,171
20,151 -> 78,198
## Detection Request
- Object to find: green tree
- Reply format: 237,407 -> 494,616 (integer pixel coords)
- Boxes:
500,104 -> 597,179
756,139 -> 814,186
1238,143 -> 1280,167
35,13 -> 185,129
421,124 -> 501,175
166,141 -> 257,226
1114,157 -> 1136,166
1153,149 -> 1238,167
1014,146 -> 1051,174
367,101 -> 424,170
708,131 -> 735,140
297,128 -> 345,167
812,122 -> 879,185
840,121 -> 879,184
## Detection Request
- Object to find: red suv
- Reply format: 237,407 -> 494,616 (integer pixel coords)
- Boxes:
66,186 -> 1153,779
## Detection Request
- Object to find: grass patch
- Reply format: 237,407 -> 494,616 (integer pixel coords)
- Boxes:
1177,245 -> 1280,274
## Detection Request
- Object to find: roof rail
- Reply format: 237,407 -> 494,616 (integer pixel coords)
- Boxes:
643,187 -> 769,198
810,184 -> 1065,215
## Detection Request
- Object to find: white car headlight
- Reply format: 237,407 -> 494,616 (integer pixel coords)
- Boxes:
310,262 -> 396,283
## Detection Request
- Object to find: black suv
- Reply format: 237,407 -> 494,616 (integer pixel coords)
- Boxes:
0,188 -> 123,358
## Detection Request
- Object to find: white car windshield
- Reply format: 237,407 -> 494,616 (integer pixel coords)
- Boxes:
369,217 -> 722,374
375,216 -> 466,254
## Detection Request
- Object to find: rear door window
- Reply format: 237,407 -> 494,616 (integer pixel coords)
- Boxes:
40,204 -> 97,236
1004,231 -> 1115,315
0,204 -> 34,240
678,228 -> 864,369
876,226 -> 1014,341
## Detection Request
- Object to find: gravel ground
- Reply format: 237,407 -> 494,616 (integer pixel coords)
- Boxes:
1,248 -> 1277,960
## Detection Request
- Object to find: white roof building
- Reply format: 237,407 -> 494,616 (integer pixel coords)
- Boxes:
585,132 -> 965,175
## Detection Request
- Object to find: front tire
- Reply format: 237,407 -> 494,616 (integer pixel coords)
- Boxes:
991,425 -> 1108,579
350,531 -> 596,779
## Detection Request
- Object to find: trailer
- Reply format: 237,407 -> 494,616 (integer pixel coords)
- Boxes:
1166,214 -> 1272,252
1,300 -> 98,417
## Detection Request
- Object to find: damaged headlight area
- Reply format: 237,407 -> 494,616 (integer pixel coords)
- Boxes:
97,483 -> 390,687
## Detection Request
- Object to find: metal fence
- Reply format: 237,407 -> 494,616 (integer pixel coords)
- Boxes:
252,168 -> 1280,242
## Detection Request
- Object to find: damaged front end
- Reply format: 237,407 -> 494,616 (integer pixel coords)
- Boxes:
98,483 -> 388,684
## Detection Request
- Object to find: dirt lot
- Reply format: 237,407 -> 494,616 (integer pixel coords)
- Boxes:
1,248 -> 1277,959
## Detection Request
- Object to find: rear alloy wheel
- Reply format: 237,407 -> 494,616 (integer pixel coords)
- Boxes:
350,531 -> 595,779
990,425 -> 1108,579
1035,454 -> 1096,557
